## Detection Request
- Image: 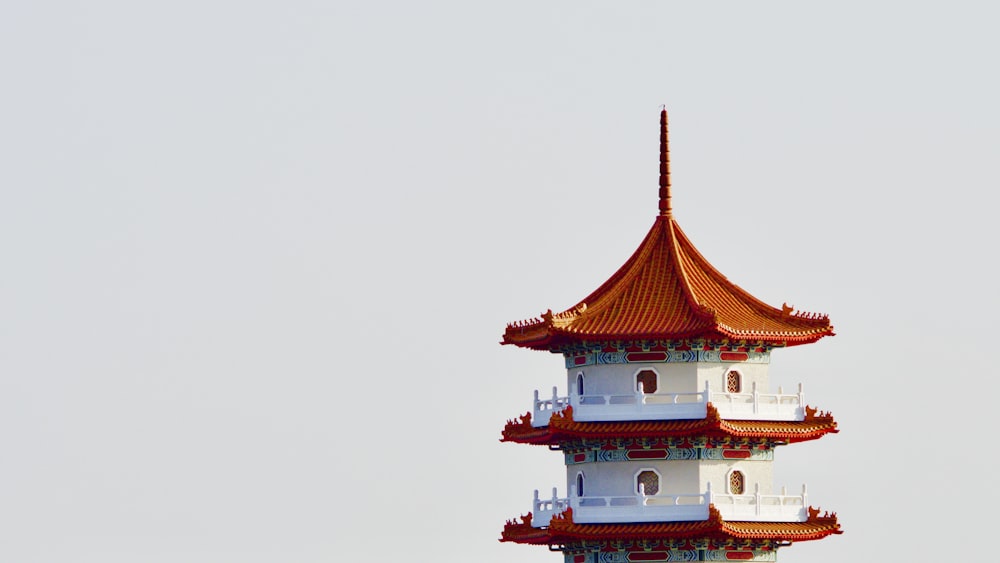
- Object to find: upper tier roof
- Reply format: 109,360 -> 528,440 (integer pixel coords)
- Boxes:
503,110 -> 833,350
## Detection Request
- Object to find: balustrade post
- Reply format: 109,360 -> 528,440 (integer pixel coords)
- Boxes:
533,389 -> 540,413
704,379 -> 711,403
798,382 -> 805,408
754,483 -> 761,516
706,481 -> 713,505
534,489 -> 540,512
552,386 -> 559,410
802,483 -> 808,508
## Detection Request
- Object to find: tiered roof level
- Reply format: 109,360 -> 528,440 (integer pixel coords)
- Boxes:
500,110 -> 841,563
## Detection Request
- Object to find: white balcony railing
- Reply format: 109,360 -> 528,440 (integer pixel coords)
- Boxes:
532,391 -> 571,427
530,483 -> 808,528
711,484 -> 808,522
531,487 -> 709,527
531,381 -> 805,427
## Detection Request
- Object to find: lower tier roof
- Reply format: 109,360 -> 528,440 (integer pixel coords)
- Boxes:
501,405 -> 838,446
501,506 -> 841,545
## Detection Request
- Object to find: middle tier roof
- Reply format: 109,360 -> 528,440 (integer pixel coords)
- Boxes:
501,404 -> 838,446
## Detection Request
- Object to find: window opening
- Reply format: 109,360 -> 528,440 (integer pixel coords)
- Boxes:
729,470 -> 745,495
726,370 -> 742,393
576,472 -> 585,497
636,370 -> 657,394
636,470 -> 659,496
576,372 -> 585,396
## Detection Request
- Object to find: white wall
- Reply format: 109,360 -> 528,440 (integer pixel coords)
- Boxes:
566,459 -> 700,498
699,459 -> 774,495
568,360 -> 775,399
567,362 -> 699,397
567,458 -> 775,497
696,362 -> 771,395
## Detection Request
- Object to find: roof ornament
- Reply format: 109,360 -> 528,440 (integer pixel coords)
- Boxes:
658,108 -> 672,217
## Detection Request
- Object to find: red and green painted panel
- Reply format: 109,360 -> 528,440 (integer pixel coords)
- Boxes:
564,347 -> 770,369
563,549 -> 776,562
566,447 -> 773,465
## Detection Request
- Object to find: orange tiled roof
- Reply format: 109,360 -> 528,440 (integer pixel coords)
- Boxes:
501,405 -> 838,446
502,111 -> 833,351
501,506 -> 841,545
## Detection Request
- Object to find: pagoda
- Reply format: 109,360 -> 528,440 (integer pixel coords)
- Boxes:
499,110 -> 841,563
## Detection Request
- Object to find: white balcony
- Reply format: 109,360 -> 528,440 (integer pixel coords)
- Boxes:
531,487 -> 709,527
530,483 -> 808,528
711,484 -> 809,522
531,382 -> 805,427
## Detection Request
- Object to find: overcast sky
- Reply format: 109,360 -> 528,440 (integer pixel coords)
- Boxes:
2,2 -> 998,562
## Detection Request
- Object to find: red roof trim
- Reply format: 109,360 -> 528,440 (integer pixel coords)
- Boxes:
501,405 -> 838,446
501,506 -> 841,545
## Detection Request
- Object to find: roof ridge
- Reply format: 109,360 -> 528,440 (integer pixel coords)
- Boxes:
666,217 -> 715,323
669,220 -> 831,330
568,220 -> 662,314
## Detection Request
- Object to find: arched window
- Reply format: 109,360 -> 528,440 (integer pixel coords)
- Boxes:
576,372 -> 585,396
576,472 -> 585,497
726,370 -> 742,393
729,470 -> 745,495
636,470 -> 659,496
636,370 -> 657,394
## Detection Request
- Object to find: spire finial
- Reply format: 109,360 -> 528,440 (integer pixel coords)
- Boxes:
658,108 -> 672,216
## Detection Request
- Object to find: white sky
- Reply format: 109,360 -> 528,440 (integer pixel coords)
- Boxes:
2,2 -> 998,562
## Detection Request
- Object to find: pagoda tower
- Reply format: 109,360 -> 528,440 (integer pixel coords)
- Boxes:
500,110 -> 841,563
